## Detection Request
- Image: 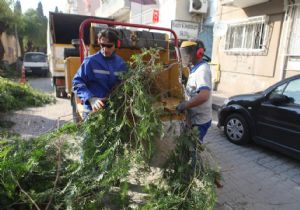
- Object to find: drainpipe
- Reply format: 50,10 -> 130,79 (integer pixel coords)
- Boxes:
203,0 -> 221,89
204,0 -> 217,27
279,0 -> 295,80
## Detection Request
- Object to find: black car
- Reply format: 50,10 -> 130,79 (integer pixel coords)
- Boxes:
218,74 -> 300,159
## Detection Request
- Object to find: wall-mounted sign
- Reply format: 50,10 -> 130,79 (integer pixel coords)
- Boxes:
171,20 -> 200,40
152,9 -> 159,23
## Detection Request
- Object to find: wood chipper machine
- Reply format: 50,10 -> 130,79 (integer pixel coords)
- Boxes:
63,19 -> 186,122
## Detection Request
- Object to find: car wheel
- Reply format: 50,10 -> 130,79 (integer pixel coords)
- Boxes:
224,113 -> 250,145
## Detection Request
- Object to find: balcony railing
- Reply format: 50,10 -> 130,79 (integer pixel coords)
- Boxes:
130,8 -> 154,24
221,0 -> 269,8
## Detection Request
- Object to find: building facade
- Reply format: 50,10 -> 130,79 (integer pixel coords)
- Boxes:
66,0 -> 100,16
0,32 -> 21,64
95,0 -> 215,55
212,0 -> 300,95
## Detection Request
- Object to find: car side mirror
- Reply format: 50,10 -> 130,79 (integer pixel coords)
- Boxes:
269,93 -> 292,105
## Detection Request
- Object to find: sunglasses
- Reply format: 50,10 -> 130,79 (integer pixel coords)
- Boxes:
100,43 -> 114,48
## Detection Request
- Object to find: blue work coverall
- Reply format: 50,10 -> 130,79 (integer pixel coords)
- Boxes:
73,51 -> 127,111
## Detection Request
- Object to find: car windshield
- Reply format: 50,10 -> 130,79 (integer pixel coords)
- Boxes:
24,53 -> 47,62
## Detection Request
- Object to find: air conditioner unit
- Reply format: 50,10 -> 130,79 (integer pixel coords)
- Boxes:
189,0 -> 208,14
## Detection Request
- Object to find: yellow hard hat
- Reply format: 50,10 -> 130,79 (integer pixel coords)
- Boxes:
180,40 -> 197,48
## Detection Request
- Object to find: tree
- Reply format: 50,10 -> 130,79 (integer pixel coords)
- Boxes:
0,0 -> 15,61
23,8 -> 47,52
55,6 -> 59,13
0,0 -> 15,33
14,0 -> 21,16
37,1 -> 44,18
14,0 -> 25,55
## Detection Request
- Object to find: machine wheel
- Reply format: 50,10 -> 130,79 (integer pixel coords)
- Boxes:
224,113 -> 250,145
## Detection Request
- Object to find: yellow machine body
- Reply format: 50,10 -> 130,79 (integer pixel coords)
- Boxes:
65,25 -> 185,122
64,57 -> 81,95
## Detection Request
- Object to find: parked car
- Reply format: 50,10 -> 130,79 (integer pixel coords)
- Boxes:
23,52 -> 49,76
218,74 -> 300,159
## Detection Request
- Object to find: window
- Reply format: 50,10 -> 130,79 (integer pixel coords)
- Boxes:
225,16 -> 269,53
283,79 -> 300,105
24,53 -> 47,62
270,78 -> 300,105
288,6 -> 300,56
272,83 -> 287,95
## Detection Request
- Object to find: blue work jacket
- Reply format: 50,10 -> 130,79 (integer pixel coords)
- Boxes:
73,51 -> 127,111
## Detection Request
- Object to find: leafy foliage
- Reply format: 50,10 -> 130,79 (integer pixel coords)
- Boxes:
36,2 -> 44,17
63,48 -> 165,208
0,77 -> 55,112
0,0 -> 15,33
23,8 -> 47,51
0,49 -> 218,209
141,127 -> 217,210
0,0 -> 47,57
0,123 -> 79,209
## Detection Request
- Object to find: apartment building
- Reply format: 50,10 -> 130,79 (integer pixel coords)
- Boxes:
212,0 -> 300,95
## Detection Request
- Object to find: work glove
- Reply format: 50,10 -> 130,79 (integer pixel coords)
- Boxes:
176,100 -> 188,113
89,97 -> 105,112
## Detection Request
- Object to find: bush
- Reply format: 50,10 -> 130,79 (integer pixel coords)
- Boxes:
0,60 -> 22,78
0,77 -> 55,112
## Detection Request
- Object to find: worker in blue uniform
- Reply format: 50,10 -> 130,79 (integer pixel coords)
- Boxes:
73,28 -> 127,118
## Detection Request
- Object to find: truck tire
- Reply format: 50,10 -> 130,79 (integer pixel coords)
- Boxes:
64,48 -> 80,59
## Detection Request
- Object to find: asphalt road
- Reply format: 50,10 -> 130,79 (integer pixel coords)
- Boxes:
3,76 -> 72,138
27,76 -> 54,93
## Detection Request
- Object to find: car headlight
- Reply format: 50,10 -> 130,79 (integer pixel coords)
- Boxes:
223,98 -> 229,105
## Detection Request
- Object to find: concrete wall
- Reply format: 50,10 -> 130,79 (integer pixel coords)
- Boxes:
1,32 -> 21,64
212,0 -> 286,95
67,0 -> 100,16
175,0 -> 202,22
281,1 -> 300,79
129,0 -> 202,28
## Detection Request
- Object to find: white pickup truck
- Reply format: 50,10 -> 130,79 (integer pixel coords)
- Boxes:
23,52 -> 49,77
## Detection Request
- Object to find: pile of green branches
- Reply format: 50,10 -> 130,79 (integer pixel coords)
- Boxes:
0,49 -> 217,209
0,77 -> 55,112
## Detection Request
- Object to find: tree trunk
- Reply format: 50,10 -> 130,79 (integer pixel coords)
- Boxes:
0,32 -> 5,61
19,36 -> 24,56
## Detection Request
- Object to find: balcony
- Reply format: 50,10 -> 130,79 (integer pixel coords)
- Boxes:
221,0 -> 269,8
130,8 -> 154,24
99,0 -> 130,19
